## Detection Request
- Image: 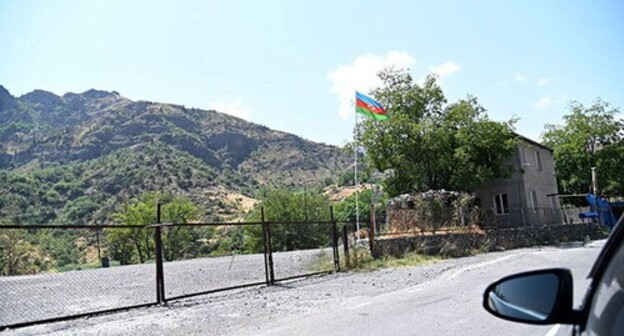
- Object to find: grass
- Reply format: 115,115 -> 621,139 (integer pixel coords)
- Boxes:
307,246 -> 443,273
349,250 -> 443,271
55,259 -> 121,272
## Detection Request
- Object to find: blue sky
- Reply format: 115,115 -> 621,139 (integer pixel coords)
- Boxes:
1,0 -> 622,146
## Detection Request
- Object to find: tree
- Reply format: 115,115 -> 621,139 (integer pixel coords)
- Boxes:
359,68 -> 517,196
0,229 -> 52,275
244,189 -> 331,252
161,196 -> 200,261
107,192 -> 200,264
108,193 -> 157,264
542,99 -> 623,196
334,189 -> 388,223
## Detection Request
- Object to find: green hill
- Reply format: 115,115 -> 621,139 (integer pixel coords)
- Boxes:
0,86 -> 351,225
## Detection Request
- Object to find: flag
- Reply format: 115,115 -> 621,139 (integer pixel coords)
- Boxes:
355,92 -> 388,121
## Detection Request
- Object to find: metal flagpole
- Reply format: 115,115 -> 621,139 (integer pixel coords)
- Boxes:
354,109 -> 360,241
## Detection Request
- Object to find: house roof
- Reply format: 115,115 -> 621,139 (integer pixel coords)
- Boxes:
514,133 -> 553,152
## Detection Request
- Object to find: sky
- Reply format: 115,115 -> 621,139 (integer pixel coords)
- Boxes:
1,0 -> 622,146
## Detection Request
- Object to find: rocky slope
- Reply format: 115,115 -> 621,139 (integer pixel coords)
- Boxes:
0,86 -> 351,224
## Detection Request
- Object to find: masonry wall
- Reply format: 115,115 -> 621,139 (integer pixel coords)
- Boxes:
373,223 -> 608,258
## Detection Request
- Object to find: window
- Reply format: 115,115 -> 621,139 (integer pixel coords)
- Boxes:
494,193 -> 509,215
535,150 -> 542,171
530,190 -> 538,212
521,147 -> 528,166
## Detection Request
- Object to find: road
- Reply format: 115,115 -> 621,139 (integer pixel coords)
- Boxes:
3,241 -> 604,336
229,241 -> 602,336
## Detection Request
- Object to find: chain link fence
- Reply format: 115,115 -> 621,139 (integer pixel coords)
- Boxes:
159,222 -> 267,301
268,221 -> 336,281
0,226 -> 156,328
0,214 -> 341,330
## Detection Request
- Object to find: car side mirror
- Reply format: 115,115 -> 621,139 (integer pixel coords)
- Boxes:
483,268 -> 576,325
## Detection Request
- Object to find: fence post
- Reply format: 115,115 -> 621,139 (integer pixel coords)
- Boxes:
154,203 -> 166,304
369,204 -> 376,258
261,207 -> 275,285
330,206 -> 339,272
261,207 -> 270,286
342,225 -> 350,269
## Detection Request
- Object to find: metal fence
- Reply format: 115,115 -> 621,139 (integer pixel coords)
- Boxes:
0,207 -> 341,330
267,221 -> 336,282
2,203 -> 604,329
0,225 -> 157,329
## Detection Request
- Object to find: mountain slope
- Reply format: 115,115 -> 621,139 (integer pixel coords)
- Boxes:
0,86 -> 351,224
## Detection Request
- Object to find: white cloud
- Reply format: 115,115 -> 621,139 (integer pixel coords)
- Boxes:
210,98 -> 250,120
429,61 -> 461,78
327,51 -> 416,119
533,94 -> 567,110
536,77 -> 550,87
515,73 -> 527,82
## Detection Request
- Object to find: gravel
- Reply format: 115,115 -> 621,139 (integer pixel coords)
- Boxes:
0,248 -> 333,328
0,247 -> 540,336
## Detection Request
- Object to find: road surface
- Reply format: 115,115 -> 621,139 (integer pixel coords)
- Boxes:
3,241 -> 604,336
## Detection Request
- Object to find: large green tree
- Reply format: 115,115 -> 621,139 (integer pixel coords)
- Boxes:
542,99 -> 623,196
244,189 -> 332,252
359,68 -> 517,196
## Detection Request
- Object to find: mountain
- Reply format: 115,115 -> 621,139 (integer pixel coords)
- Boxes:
0,86 -> 351,225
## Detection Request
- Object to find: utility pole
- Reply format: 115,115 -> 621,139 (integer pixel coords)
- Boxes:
591,167 -> 599,196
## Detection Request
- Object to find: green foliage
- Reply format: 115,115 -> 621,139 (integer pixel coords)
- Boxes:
0,229 -> 53,276
307,246 -> 441,272
245,189 -> 332,252
161,196 -> 201,261
542,99 -> 623,196
349,251 -> 442,272
108,193 -> 158,264
0,87 -> 352,227
359,68 -> 517,196
39,230 -> 86,266
0,88 -> 354,273
336,169 -> 372,187
211,225 -> 246,256
107,192 -> 202,264
334,189 -> 387,223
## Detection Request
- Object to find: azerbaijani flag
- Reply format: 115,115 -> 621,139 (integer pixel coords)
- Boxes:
355,92 -> 388,121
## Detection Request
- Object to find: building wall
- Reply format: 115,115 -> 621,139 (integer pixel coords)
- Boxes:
474,138 -> 562,226
519,142 -> 560,210
475,146 -> 525,208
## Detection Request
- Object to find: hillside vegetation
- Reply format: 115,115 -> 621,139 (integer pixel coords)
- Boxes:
0,86 -> 351,225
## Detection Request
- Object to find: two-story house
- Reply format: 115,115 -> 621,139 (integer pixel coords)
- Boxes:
475,134 -> 562,227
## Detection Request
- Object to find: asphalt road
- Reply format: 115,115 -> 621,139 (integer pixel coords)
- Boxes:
3,241 -> 604,336
229,241 -> 603,336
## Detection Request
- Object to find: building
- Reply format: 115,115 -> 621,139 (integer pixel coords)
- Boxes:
474,134 -> 562,227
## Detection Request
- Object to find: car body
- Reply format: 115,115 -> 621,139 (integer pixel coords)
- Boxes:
483,216 -> 624,335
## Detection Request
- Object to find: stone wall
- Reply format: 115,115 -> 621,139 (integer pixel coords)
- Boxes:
373,223 -> 608,258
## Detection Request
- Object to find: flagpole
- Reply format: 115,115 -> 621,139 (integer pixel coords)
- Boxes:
354,91 -> 386,243
354,107 -> 360,241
